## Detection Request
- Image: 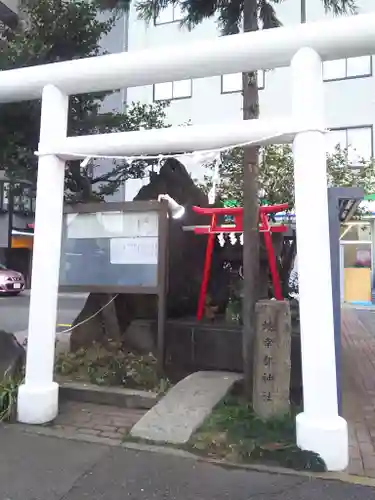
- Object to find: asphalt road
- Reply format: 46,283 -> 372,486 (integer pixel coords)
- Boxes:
0,291 -> 87,334
0,427 -> 374,500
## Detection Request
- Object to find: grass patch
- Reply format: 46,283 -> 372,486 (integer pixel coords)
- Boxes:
0,375 -> 22,422
55,341 -> 171,395
189,395 -> 326,472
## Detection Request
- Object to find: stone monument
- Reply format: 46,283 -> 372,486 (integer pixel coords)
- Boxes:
253,300 -> 291,419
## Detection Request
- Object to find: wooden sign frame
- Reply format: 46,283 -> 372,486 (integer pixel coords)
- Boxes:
59,200 -> 169,371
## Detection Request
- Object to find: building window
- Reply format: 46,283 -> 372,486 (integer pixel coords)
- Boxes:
323,56 -> 372,82
1,182 -> 8,209
154,3 -> 183,25
221,71 -> 265,94
326,126 -> 373,166
153,79 -> 192,101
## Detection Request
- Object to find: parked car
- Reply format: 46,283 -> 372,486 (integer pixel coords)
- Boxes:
0,263 -> 25,295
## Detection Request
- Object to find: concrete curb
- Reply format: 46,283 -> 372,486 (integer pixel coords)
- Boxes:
21,290 -> 88,299
194,456 -> 375,487
59,382 -> 158,410
121,440 -> 375,487
13,423 -> 123,446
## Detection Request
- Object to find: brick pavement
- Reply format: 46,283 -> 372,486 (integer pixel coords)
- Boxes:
18,401 -> 146,445
15,307 -> 375,479
341,306 -> 375,477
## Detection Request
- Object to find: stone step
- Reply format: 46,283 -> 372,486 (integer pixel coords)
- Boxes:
130,370 -> 242,445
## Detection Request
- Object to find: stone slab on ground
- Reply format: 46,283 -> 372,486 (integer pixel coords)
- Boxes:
1,426 -> 375,500
130,370 -> 242,444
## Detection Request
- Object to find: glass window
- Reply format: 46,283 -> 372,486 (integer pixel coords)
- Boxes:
347,127 -> 372,163
0,182 -> 4,210
340,226 -> 358,241
154,79 -> 192,101
323,56 -> 372,81
326,126 -> 373,166
155,3 -> 183,24
172,3 -> 183,21
347,56 -> 372,78
343,243 -> 371,268
173,79 -> 191,98
326,129 -> 347,155
23,195 -> 31,212
323,59 -> 346,81
153,82 -> 173,101
13,195 -> 21,211
221,71 -> 265,94
341,224 -> 371,241
2,183 -> 8,208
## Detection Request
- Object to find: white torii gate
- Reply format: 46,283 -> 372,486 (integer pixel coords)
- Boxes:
2,12 -> 375,472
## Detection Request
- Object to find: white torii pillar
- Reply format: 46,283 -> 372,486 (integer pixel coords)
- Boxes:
291,47 -> 348,471
17,85 -> 68,424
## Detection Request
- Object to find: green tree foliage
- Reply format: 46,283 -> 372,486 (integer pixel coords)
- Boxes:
97,0 -> 356,34
0,0 -> 169,201
200,144 -> 375,207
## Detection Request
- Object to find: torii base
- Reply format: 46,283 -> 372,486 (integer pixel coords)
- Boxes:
17,381 -> 59,424
296,412 -> 348,471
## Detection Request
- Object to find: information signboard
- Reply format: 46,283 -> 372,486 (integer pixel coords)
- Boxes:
59,201 -> 168,294
59,201 -> 169,371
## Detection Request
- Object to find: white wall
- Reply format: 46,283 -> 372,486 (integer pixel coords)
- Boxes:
126,0 -> 302,126
124,0 -> 375,173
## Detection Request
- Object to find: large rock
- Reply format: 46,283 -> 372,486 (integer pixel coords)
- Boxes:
69,158 -> 294,354
70,158 -> 210,352
0,330 -> 25,380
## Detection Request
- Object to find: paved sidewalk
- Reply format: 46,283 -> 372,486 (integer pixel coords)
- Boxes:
342,307 -> 375,477
17,400 -> 146,445
0,425 -> 374,500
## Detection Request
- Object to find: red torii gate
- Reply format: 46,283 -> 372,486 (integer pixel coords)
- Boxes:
192,203 -> 289,320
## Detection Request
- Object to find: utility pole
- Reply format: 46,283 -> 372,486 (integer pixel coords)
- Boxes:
242,0 -> 260,399
301,0 -> 306,23
7,181 -> 14,268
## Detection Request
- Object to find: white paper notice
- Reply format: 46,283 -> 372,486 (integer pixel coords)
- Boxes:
66,211 -> 158,239
110,237 -> 158,265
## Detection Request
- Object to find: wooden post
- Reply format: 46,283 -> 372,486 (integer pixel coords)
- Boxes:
253,300 -> 291,419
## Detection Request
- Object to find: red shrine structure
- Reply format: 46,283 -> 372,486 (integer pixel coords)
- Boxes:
192,203 -> 289,320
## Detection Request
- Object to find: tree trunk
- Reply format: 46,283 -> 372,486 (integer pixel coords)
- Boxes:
242,0 -> 261,399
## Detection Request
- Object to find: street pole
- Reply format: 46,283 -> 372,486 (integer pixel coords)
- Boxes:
301,0 -> 306,23
7,181 -> 14,267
